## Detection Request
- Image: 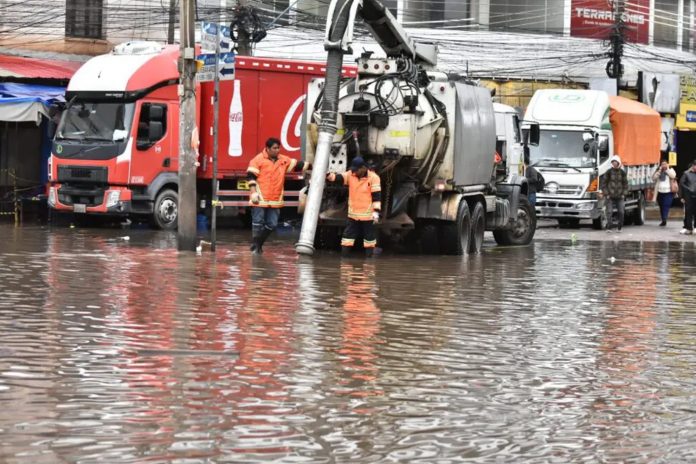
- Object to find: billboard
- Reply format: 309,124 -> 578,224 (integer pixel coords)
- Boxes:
571,0 -> 649,44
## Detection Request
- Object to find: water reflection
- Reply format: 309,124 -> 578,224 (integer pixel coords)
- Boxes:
1,226 -> 696,462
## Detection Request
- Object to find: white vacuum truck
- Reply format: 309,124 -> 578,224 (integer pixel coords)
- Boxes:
294,0 -> 538,255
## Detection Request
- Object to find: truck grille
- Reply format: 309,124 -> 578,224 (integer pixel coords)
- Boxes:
543,184 -> 584,196
57,166 -> 108,184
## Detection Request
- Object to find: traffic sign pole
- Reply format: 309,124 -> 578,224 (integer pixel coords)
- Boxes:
211,26 -> 221,252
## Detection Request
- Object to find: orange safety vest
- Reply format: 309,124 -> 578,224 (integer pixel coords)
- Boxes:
247,149 -> 298,208
343,170 -> 381,221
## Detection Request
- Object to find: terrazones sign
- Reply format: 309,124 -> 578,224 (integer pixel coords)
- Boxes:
571,0 -> 649,45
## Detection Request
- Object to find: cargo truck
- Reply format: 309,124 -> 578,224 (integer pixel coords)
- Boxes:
523,89 -> 661,229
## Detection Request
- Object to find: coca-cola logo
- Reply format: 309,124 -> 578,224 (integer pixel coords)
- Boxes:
281,95 -> 306,152
229,112 -> 242,122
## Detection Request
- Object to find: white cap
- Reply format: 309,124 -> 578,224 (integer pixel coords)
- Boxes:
610,155 -> 622,166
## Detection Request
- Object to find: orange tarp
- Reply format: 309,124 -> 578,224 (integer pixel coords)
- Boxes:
609,96 -> 662,166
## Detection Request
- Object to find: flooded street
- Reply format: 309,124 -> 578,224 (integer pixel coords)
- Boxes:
2,225 -> 696,463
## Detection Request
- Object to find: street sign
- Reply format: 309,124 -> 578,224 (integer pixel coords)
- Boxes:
200,21 -> 232,54
196,52 -> 235,82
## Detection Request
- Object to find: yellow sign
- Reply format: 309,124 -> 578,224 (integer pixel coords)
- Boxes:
677,75 -> 696,129
389,130 -> 410,138
669,151 -> 677,166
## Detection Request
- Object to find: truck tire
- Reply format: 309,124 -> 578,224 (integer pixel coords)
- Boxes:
152,189 -> 178,230
493,195 -> 536,246
632,193 -> 645,225
439,200 -> 471,255
468,201 -> 485,254
419,222 -> 440,255
315,225 -> 342,250
592,205 -> 608,230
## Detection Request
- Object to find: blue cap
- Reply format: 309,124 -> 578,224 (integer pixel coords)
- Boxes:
350,157 -> 366,171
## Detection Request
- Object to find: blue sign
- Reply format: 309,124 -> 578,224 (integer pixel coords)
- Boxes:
201,21 -> 232,53
196,52 -> 235,82
687,110 -> 696,123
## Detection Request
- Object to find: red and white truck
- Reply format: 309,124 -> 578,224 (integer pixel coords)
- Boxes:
48,41 -> 356,228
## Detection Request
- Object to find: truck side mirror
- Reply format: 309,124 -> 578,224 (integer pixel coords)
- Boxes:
149,105 -> 164,122
149,121 -> 164,141
598,136 -> 608,151
528,123 -> 540,146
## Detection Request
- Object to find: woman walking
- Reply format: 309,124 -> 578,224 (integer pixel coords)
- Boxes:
652,160 -> 677,226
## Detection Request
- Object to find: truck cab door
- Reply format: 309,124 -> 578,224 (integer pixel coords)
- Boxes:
130,101 -> 173,186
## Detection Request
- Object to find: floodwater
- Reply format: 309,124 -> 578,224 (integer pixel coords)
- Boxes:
1,225 -> 696,463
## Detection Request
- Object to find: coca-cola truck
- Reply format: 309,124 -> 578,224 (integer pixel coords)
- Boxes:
47,41 -> 356,229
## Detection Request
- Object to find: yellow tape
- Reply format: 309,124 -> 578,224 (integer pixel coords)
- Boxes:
389,130 -> 410,137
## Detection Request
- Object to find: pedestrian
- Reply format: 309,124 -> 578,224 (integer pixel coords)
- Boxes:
599,154 -> 628,233
651,160 -> 677,226
326,157 -> 381,257
679,160 -> 696,235
247,137 -> 307,253
524,154 -> 544,207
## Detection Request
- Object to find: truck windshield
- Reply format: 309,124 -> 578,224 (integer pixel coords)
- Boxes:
56,102 -> 135,142
529,130 -> 596,168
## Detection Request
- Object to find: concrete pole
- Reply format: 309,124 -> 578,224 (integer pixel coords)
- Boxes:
678,0 -> 685,51
178,0 -> 198,251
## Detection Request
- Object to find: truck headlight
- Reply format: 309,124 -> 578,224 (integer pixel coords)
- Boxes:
48,187 -> 56,207
105,190 -> 121,208
576,202 -> 595,211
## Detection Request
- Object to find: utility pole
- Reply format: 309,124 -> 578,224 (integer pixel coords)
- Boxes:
607,0 -> 625,95
178,0 -> 198,251
168,0 -> 177,44
235,0 -> 253,56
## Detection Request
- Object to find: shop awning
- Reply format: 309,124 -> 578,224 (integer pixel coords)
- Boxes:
0,82 -> 66,124
0,54 -> 82,80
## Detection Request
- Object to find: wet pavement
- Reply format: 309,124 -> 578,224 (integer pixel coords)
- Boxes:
1,224 -> 696,463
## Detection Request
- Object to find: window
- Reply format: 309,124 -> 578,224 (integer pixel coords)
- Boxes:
66,0 -> 104,39
136,103 -> 167,150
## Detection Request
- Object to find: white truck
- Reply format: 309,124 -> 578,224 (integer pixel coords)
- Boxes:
294,0 -> 538,255
523,89 -> 661,229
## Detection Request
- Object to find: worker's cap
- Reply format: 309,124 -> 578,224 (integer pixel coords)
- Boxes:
610,155 -> 622,166
350,157 -> 367,171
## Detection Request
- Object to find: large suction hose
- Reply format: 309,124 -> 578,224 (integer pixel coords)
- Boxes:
295,0 -> 352,256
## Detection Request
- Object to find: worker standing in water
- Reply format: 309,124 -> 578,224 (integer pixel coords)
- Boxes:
247,137 -> 306,254
327,157 -> 381,257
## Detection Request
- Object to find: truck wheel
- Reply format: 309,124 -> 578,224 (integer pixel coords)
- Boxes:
632,194 -> 645,225
468,201 -> 485,254
419,223 -> 440,255
152,189 -> 178,230
493,195 -> 536,246
439,200 -> 471,255
315,225 -> 341,250
592,206 -> 608,230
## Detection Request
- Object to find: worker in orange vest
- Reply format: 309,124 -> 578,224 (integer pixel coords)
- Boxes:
247,137 -> 306,254
327,157 -> 381,257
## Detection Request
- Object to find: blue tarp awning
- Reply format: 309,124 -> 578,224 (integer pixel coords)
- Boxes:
0,83 -> 65,124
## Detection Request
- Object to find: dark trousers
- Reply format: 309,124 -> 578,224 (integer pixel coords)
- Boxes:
657,192 -> 673,222
685,198 -> 696,231
606,197 -> 625,230
341,219 -> 376,248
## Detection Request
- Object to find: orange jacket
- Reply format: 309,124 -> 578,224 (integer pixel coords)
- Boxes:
340,170 -> 381,221
247,149 -> 299,208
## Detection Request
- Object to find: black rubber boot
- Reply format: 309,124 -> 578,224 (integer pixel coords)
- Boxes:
250,234 -> 262,254
341,246 -> 352,257
257,228 -> 273,254
364,247 -> 374,258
